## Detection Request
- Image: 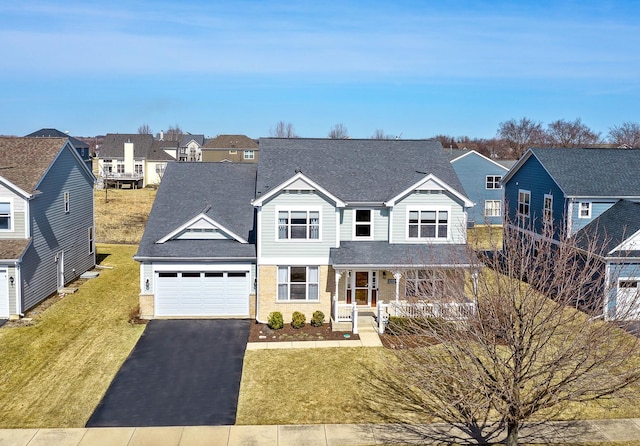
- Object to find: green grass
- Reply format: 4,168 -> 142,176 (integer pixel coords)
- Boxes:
0,244 -> 145,428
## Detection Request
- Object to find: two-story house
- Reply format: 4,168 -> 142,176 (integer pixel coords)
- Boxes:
0,137 -> 96,318
502,147 -> 640,320
135,138 -> 473,323
179,134 -> 205,162
448,149 -> 513,226
201,135 -> 259,163
25,128 -> 93,171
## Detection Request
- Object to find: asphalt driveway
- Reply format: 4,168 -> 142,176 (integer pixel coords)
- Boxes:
86,319 -> 250,427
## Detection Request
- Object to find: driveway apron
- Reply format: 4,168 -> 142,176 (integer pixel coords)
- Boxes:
86,319 -> 250,427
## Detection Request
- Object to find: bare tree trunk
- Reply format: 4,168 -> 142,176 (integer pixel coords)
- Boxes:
506,422 -> 519,446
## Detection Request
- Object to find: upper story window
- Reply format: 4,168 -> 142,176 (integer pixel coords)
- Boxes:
544,194 -> 553,221
486,175 -> 502,189
518,190 -> 531,218
579,202 -> 591,218
116,164 -> 125,174
244,150 -> 255,160
134,163 -> 143,174
64,192 -> 70,213
0,202 -> 11,230
277,266 -> 319,301
354,209 -> 372,238
278,210 -> 320,240
408,209 -> 448,239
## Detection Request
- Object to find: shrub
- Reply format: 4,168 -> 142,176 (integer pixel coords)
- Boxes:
291,311 -> 306,329
128,304 -> 141,325
311,310 -> 325,327
267,311 -> 284,330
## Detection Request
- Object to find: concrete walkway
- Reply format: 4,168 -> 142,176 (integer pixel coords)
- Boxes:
3,419 -> 640,445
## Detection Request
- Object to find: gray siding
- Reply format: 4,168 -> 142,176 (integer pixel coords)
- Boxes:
391,190 -> 467,244
20,146 -> 95,311
259,191 -> 337,260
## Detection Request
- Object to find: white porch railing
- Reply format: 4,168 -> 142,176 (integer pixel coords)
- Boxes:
377,300 -> 476,334
333,300 -> 354,322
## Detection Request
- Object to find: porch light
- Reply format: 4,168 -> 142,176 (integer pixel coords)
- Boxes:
9,276 -> 14,286
145,279 -> 150,291
382,271 -> 386,279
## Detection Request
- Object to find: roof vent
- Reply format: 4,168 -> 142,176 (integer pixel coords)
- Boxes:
295,168 -> 302,174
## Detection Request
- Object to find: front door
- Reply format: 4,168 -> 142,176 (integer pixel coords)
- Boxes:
354,271 -> 369,305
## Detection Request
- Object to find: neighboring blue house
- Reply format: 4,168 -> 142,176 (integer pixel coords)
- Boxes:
25,128 -> 93,171
502,147 -> 640,320
0,137 -> 96,318
448,149 -> 512,226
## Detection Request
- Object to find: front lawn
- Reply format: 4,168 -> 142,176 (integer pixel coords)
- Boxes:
0,244 -> 144,428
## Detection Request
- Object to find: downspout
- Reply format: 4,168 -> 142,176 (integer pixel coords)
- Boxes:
255,206 -> 264,323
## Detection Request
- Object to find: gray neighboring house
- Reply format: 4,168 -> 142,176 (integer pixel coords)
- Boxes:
179,134 -> 205,162
0,137 -> 96,318
25,128 -> 93,170
134,162 -> 257,318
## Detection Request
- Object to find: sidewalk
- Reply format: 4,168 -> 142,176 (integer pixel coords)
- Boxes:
3,419 -> 640,445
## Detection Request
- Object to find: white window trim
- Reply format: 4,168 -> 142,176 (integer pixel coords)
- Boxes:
486,175 -> 502,190
276,265 -> 320,302
579,202 -> 592,219
88,227 -> 95,254
64,191 -> 70,214
352,208 -> 374,240
275,206 -> 322,242
404,269 -> 445,298
518,189 -> 531,218
484,200 -> 501,217
243,150 -> 255,160
405,206 -> 451,241
544,194 -> 553,221
0,198 -> 13,232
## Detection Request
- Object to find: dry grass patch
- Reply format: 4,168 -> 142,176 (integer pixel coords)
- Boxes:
94,188 -> 156,244
467,225 -> 503,250
237,347 -> 393,425
0,244 -> 144,428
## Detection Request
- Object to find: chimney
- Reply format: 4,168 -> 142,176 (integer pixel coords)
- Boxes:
124,141 -> 134,174
159,130 -> 164,141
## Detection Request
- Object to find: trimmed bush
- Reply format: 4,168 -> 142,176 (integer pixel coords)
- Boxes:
291,311 -> 306,329
311,310 -> 325,327
267,311 -> 284,330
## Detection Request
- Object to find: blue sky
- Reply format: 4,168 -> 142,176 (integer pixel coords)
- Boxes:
1,0 -> 639,139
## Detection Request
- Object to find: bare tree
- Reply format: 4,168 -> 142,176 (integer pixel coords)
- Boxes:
328,123 -> 349,139
497,117 -> 545,159
371,129 -> 393,139
545,118 -> 601,147
270,121 -> 298,138
137,124 -> 152,134
165,125 -> 183,142
609,121 -> 640,147
371,221 -> 640,446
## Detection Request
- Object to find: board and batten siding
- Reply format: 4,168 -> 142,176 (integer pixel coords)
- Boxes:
0,183 -> 27,239
340,208 -> 389,242
390,190 -> 467,244
259,191 -> 337,262
20,146 -> 95,312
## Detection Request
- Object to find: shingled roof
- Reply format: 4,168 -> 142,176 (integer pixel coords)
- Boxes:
0,137 -> 69,193
203,135 -> 258,149
0,239 -> 31,261
25,128 -> 89,150
575,200 -> 640,257
528,148 -> 640,197
135,162 -> 257,259
256,138 -> 466,203
99,134 -> 154,158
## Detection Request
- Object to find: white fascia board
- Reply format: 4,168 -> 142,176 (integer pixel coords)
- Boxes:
251,172 -> 345,208
385,173 -> 474,207
35,141 -> 96,191
0,177 -> 32,200
609,227 -> 640,255
156,213 -> 248,244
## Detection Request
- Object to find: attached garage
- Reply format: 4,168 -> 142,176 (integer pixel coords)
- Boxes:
155,270 -> 250,317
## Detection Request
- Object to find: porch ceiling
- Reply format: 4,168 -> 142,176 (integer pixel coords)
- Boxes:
329,241 -> 473,269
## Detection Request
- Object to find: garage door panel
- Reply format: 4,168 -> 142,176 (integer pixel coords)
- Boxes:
156,269 -> 249,317
0,270 -> 8,318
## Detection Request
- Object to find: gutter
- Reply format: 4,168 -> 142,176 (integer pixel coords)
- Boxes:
132,256 -> 257,262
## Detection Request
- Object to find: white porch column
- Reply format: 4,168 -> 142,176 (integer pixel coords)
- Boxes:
352,301 -> 359,334
334,270 -> 342,302
393,272 -> 402,303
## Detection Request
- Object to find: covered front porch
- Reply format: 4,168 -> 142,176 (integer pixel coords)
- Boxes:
329,242 -> 477,326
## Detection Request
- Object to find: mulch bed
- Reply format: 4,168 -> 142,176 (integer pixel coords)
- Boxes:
248,321 -> 359,342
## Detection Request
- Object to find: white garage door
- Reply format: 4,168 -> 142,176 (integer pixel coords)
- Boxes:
0,270 -> 8,318
156,271 -> 250,317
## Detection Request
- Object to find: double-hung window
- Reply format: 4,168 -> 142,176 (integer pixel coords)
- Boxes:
244,150 -> 255,160
277,266 -> 319,301
486,175 -> 502,189
544,194 -> 553,221
579,202 -> 591,218
64,192 -> 70,213
278,210 -> 320,240
88,227 -> 95,254
405,270 -> 445,298
116,164 -> 125,174
0,202 -> 11,230
408,209 -> 448,239
518,190 -> 530,218
354,209 -> 372,238
484,200 -> 501,217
